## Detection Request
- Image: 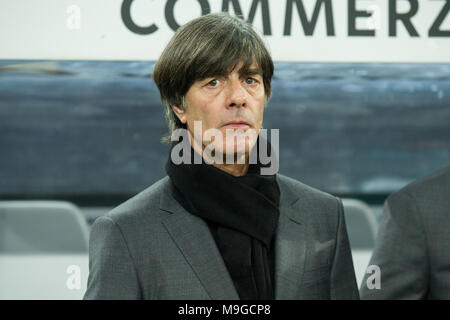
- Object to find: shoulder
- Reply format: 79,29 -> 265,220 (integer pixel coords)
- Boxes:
386,165 -> 450,222
98,176 -> 170,228
276,173 -> 342,230
277,173 -> 339,209
388,165 -> 450,205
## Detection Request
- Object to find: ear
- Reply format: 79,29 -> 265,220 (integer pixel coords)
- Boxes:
172,105 -> 187,124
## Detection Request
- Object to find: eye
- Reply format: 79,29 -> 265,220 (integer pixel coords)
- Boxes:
207,79 -> 220,87
245,77 -> 257,85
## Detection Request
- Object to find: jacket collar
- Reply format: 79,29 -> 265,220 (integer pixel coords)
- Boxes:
158,175 -> 306,299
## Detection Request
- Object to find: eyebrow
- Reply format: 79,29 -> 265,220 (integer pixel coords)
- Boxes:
197,67 -> 262,83
239,68 -> 262,77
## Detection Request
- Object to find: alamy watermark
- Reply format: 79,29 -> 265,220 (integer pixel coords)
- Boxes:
66,5 -> 81,30
170,121 -> 279,175
365,264 -> 381,290
66,264 -> 81,290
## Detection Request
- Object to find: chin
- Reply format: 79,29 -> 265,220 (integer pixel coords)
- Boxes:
225,128 -> 257,150
225,135 -> 256,154
202,128 -> 258,164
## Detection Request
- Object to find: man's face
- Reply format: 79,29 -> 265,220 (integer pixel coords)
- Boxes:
173,60 -> 266,160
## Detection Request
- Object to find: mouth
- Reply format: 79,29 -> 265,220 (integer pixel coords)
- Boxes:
222,120 -> 250,129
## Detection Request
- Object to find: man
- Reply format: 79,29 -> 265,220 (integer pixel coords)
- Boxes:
84,12 -> 358,300
360,165 -> 450,299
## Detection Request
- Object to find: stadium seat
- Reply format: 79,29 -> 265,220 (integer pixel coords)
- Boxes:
342,198 -> 378,250
0,201 -> 89,299
342,198 -> 378,288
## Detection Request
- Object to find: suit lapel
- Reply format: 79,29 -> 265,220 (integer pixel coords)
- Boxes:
274,177 -> 307,300
159,187 -> 239,300
158,175 -> 307,300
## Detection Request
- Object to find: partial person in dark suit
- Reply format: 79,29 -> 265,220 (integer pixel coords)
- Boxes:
84,12 -> 358,300
360,165 -> 450,299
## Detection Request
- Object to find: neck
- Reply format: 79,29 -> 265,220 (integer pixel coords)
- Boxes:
213,161 -> 249,177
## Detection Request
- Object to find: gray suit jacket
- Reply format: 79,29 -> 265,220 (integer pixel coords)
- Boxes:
84,174 -> 359,299
360,166 -> 450,299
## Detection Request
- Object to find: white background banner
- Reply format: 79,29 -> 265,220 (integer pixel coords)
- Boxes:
0,0 -> 449,62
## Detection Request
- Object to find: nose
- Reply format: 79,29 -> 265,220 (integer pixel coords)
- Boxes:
227,78 -> 246,108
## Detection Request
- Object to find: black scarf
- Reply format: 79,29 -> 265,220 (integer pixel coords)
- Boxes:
165,137 -> 280,300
